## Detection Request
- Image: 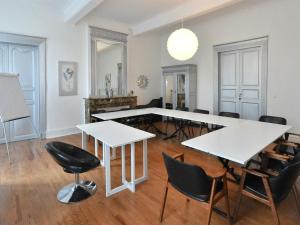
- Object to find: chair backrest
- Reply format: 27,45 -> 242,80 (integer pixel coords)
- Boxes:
219,111 -> 240,118
45,142 -> 94,169
176,107 -> 189,112
165,103 -> 173,109
259,115 -> 287,125
147,97 -> 162,108
162,152 -> 212,200
269,152 -> 300,202
194,109 -> 209,114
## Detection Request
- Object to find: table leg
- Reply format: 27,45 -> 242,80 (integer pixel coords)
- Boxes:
101,142 -> 105,167
143,140 -> 148,179
104,144 -> 111,197
130,143 -> 135,192
121,145 -> 126,183
81,131 -> 87,150
94,139 -> 98,158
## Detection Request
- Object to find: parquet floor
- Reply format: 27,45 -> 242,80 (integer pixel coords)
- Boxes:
0,124 -> 299,225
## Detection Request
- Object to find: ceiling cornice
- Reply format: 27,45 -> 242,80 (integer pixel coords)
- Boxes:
131,0 -> 242,35
64,0 -> 104,24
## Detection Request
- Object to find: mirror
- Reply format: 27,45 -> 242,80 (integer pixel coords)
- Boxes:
177,74 -> 185,108
89,26 -> 128,97
95,39 -> 123,96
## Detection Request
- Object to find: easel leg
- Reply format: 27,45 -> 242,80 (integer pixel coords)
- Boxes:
1,122 -> 11,163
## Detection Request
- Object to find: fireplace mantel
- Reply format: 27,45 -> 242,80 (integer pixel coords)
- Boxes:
84,96 -> 137,123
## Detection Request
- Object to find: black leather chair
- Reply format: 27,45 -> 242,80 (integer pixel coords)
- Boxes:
160,152 -> 231,225
235,153 -> 300,225
135,98 -> 164,133
189,109 -> 210,136
45,141 -> 100,203
212,112 -> 240,131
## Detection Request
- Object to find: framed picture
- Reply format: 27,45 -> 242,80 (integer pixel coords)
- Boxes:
58,61 -> 78,96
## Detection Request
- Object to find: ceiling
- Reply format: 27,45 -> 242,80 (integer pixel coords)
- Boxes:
91,0 -> 186,25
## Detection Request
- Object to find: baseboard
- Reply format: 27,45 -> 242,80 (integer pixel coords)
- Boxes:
46,127 -> 80,139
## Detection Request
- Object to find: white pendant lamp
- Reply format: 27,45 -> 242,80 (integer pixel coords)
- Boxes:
167,27 -> 198,61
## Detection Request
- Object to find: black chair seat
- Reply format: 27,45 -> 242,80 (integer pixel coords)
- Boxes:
171,177 -> 223,202
45,142 -> 100,174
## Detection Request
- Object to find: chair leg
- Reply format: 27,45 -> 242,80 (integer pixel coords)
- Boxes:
234,171 -> 246,222
262,178 -> 281,225
223,176 -> 232,225
292,185 -> 300,215
199,124 -> 203,136
160,184 -> 169,222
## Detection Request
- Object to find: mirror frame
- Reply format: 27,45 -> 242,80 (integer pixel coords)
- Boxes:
88,26 -> 128,96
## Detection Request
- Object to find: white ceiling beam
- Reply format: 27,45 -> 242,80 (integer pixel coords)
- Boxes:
64,0 -> 104,24
131,0 -> 242,35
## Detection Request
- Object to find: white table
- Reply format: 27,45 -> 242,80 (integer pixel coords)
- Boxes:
77,121 -> 155,197
182,120 -> 291,165
93,108 -> 291,169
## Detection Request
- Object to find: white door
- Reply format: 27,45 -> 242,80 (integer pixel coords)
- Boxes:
0,42 -> 39,143
219,46 -> 264,120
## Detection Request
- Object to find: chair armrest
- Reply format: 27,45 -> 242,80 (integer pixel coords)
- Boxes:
243,168 -> 269,178
263,151 -> 292,162
172,153 -> 184,162
280,141 -> 299,148
210,169 -> 226,179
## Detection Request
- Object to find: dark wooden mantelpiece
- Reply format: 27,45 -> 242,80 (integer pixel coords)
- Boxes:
84,96 -> 137,123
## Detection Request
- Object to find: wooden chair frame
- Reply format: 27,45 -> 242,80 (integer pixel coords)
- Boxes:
160,153 -> 231,225
234,167 -> 300,225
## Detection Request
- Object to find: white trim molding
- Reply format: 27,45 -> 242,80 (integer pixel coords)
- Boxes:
46,127 -> 80,139
0,32 -> 47,139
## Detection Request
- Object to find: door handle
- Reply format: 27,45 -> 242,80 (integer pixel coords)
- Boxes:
238,93 -> 242,101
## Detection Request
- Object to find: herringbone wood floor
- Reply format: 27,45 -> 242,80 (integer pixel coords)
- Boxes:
0,124 -> 299,225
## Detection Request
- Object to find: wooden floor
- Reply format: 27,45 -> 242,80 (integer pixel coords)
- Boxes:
0,125 -> 299,225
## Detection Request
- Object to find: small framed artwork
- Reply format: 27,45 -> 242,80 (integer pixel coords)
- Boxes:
58,61 -> 78,96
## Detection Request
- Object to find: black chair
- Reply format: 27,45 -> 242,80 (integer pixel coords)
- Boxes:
160,152 -> 231,225
189,109 -> 210,136
164,107 -> 191,140
45,141 -> 100,204
235,153 -> 300,225
136,98 -> 164,134
212,112 -> 240,131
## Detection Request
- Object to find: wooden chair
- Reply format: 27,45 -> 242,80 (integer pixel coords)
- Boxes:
160,152 -> 231,225
235,153 -> 300,225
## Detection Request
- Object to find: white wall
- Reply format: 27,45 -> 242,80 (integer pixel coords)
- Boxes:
160,0 -> 300,132
127,33 -> 162,104
0,0 -> 131,138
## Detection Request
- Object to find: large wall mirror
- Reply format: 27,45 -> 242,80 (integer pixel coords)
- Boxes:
89,26 -> 128,97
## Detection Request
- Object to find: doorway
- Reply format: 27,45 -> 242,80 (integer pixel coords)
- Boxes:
213,37 -> 268,120
0,33 -> 46,143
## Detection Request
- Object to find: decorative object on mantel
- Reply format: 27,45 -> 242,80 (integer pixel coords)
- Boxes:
105,73 -> 114,97
58,61 -> 78,96
167,22 -> 198,61
128,90 -> 134,96
136,75 -> 149,88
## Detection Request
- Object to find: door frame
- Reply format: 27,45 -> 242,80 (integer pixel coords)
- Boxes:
0,32 -> 47,138
213,36 -> 268,116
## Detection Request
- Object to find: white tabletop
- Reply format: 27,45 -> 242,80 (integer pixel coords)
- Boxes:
182,120 -> 291,165
93,108 -> 240,127
92,108 -> 291,164
77,120 -> 155,148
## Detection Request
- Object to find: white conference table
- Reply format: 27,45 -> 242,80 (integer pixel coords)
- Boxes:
77,120 -> 155,197
93,108 -> 291,167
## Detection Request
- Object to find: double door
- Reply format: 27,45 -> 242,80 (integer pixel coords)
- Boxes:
218,46 -> 266,120
0,42 -> 39,143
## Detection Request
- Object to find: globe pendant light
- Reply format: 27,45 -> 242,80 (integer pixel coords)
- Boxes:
167,27 -> 198,61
